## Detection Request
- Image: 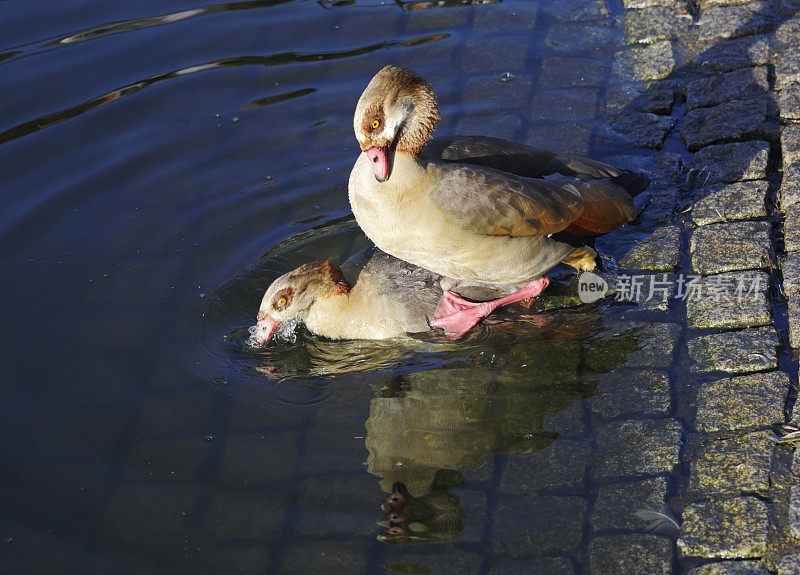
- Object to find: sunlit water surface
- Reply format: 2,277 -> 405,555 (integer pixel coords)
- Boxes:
1,1 -> 679,573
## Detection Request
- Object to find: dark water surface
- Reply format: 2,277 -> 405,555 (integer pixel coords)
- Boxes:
1,1 -> 673,573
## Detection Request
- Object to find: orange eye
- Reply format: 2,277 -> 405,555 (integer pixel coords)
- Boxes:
275,296 -> 287,309
372,119 -> 381,129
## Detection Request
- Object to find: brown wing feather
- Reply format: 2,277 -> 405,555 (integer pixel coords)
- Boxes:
429,163 -> 587,236
423,135 -> 623,180
564,181 -> 638,236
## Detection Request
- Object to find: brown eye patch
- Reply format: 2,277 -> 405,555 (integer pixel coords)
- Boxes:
364,107 -> 385,133
272,288 -> 293,311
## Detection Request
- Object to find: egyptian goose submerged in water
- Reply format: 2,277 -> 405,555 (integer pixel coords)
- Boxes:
251,247 -> 527,342
349,65 -> 647,337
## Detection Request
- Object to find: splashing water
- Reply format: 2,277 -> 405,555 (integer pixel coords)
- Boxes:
246,317 -> 300,348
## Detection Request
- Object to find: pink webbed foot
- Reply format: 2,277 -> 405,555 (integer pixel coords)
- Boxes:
431,276 -> 550,338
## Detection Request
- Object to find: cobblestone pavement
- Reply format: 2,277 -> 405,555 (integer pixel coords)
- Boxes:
611,0 -> 800,572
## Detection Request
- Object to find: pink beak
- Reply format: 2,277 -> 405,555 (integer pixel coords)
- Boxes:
253,315 -> 280,345
365,145 -> 389,182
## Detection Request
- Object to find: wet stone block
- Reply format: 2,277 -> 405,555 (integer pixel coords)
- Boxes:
547,0 -> 609,21
587,370 -> 672,421
691,180 -> 768,225
205,488 -> 288,540
689,220 -> 770,275
491,496 -> 586,556
780,85 -> 800,120
698,0 -> 765,7
783,252 -> 800,297
775,16 -> 800,46
678,497 -> 769,558
789,296 -> 800,348
218,432 -> 298,487
588,535 -> 673,574
779,554 -> 800,575
609,112 -> 677,149
487,557 -> 575,575
593,419 -> 682,479
693,34 -> 773,72
688,326 -> 779,374
689,431 -> 774,495
529,88 -> 599,123
789,484 -> 800,538
686,66 -> 770,111
694,371 -> 790,432
590,321 -> 680,370
606,81 -> 676,115
697,3 -> 779,42
783,125 -> 800,166
499,439 -> 590,493
590,476 -> 668,532
784,202 -> 800,253
527,123 -> 591,156
623,0 -> 689,8
463,75 -> 533,109
539,57 -> 609,89
620,225 -> 681,270
461,36 -> 528,73
624,6 -> 691,45
781,163 -> 800,210
776,48 -> 800,90
613,41 -> 676,81
542,399 -> 585,436
282,540 -> 370,574
688,141 -> 770,185
682,99 -> 772,152
688,560 -> 770,575
686,271 -> 771,329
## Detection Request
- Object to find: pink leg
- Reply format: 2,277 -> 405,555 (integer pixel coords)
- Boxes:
432,277 -> 550,338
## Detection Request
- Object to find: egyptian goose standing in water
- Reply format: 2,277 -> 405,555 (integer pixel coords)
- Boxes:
349,66 -> 647,337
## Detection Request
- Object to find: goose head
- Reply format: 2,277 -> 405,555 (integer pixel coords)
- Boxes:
252,261 -> 350,344
354,65 -> 439,182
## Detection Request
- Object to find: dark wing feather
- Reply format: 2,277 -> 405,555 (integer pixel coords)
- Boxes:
424,135 -> 623,180
428,163 -> 588,236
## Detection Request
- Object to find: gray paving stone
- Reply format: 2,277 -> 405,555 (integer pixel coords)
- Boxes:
457,114 -> 522,141
678,496 -> 769,558
784,124 -> 800,166
782,163 -> 800,210
692,181 -> 768,225
487,557 -> 575,575
184,546 -> 271,575
463,74 -> 533,109
688,141 -> 770,185
789,296 -> 800,348
783,252 -> 800,299
122,437 -> 209,482
539,57 -> 610,89
542,399 -> 585,436
620,225 -> 681,271
682,99 -> 772,152
527,122 -> 591,156
613,41 -> 677,81
645,187 -> 680,223
282,540 -> 370,574
590,477 -> 668,532
588,535 -> 673,574
775,14 -> 800,45
688,561 -> 770,575
461,36 -> 528,73
686,271 -> 771,329
588,321 -> 680,370
625,6 -> 691,45
491,496 -> 586,556
690,221 -> 770,275
218,432 -> 297,487
780,85 -> 800,120
697,2 -> 780,42
688,326 -> 779,374
686,66 -> 770,111
499,439 -> 590,493
587,370 -> 672,421
606,81 -> 676,115
779,554 -> 800,575
790,484 -> 800,538
529,88 -> 598,123
693,34 -> 773,72
607,152 -> 685,188
784,202 -> 800,252
609,112 -> 677,149
593,419 -> 682,479
776,48 -> 800,90
698,0 -> 765,6
689,431 -> 773,494
548,0 -> 610,21
695,371 -> 790,432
